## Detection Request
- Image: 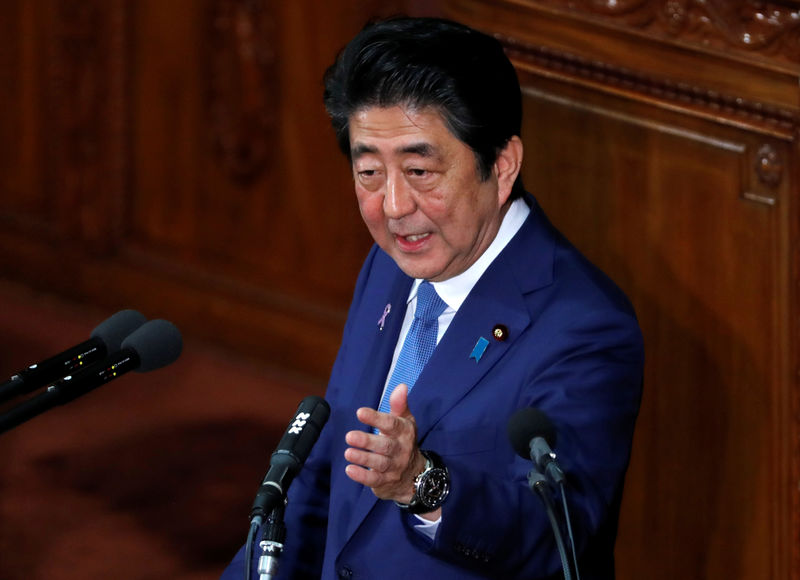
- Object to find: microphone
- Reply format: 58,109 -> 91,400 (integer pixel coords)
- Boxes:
0,319 -> 182,435
0,309 -> 148,404
508,408 -> 578,580
507,407 -> 565,485
250,395 -> 331,525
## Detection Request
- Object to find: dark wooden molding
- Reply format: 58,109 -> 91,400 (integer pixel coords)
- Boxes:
533,0 -> 800,64
502,33 -> 800,134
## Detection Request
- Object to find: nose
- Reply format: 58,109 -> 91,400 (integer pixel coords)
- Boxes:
383,171 -> 415,219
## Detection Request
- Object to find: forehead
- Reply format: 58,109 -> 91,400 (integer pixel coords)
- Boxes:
348,105 -> 459,158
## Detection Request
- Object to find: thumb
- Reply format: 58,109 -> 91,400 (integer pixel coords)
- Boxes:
389,383 -> 412,418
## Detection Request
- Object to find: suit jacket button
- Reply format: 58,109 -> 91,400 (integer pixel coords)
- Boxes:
338,566 -> 353,579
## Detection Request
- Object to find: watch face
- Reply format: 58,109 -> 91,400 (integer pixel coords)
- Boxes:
419,468 -> 450,508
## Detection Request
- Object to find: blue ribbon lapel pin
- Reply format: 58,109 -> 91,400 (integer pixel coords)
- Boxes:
470,337 -> 490,362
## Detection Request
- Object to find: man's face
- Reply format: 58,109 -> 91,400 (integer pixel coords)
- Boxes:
349,105 -> 511,282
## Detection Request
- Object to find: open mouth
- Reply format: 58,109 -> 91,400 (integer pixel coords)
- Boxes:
403,233 -> 430,243
395,232 -> 431,251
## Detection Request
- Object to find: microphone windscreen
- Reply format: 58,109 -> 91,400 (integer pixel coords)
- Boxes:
272,395 -> 331,470
507,407 -> 557,459
90,310 -> 147,351
290,395 -> 331,458
121,319 -> 183,372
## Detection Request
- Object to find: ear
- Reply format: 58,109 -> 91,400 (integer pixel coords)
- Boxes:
494,136 -> 523,206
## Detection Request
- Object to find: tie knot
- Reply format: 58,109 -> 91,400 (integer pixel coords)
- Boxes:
415,281 -> 447,322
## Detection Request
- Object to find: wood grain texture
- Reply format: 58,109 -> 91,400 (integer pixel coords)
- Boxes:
2,0 -> 799,577
0,0 -> 416,378
444,1 -> 798,578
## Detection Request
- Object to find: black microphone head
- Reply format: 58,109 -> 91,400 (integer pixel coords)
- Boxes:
507,407 -> 557,459
90,309 -> 147,352
272,395 -> 331,472
120,319 -> 183,372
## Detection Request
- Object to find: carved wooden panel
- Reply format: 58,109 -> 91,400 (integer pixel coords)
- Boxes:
0,0 -> 127,251
120,0 -> 405,375
0,0 -> 413,378
521,80 -> 792,579
445,1 -> 799,578
46,0 -> 129,252
0,2 -> 40,231
207,0 -> 277,186
536,0 -> 800,65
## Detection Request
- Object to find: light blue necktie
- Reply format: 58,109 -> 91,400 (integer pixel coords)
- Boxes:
376,281 -> 448,420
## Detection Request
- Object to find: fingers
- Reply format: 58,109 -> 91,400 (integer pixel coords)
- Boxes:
344,462 -> 405,494
343,386 -> 421,502
343,435 -> 408,497
344,444 -> 393,473
355,383 -> 412,435
343,445 -> 418,502
345,429 -> 396,457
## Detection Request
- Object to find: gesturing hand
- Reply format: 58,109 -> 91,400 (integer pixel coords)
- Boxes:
344,384 -> 427,505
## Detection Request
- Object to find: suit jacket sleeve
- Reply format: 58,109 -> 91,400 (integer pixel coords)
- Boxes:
427,286 -> 644,577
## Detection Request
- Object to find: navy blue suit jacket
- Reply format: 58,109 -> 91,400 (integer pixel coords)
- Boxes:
222,196 -> 644,579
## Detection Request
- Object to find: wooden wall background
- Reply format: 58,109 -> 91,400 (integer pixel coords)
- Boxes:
0,0 -> 798,579
443,1 -> 800,578
0,0 -> 402,379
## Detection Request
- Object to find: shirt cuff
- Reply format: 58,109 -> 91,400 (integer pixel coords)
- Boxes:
412,513 -> 441,541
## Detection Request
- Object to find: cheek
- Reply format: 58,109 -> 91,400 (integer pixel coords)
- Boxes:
412,187 -> 449,217
356,189 -> 385,226
414,192 -> 460,235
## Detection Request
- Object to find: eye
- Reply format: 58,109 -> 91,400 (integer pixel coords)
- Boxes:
354,165 -> 381,180
355,166 -> 384,191
407,168 -> 429,177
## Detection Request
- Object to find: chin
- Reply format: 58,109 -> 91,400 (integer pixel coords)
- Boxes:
385,245 -> 449,281
397,263 -> 446,282
392,258 -> 433,280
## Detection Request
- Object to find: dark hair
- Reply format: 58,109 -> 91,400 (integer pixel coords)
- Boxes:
323,17 -> 524,198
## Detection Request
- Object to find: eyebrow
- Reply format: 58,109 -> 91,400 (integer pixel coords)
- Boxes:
399,143 -> 435,157
350,143 -> 377,159
350,142 -> 438,160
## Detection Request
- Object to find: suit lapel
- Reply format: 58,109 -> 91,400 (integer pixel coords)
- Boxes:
410,198 -> 556,438
337,261 -> 412,547
410,256 -> 530,440
344,267 -> 412,416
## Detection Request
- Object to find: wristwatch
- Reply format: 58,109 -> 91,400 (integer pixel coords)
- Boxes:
396,449 -> 450,514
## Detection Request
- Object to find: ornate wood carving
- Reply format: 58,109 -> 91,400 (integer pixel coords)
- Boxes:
740,141 -> 782,205
502,34 -> 800,131
48,0 -> 127,251
536,0 -> 800,64
754,142 -> 783,188
207,0 -> 276,186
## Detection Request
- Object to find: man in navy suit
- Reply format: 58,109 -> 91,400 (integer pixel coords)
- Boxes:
222,17 -> 643,579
